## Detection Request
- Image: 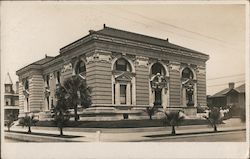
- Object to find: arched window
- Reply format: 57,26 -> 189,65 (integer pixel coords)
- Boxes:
75,60 -> 86,75
182,68 -> 193,79
181,67 -> 195,107
112,58 -> 134,106
114,58 -> 131,72
151,63 -> 166,75
150,63 -> 168,107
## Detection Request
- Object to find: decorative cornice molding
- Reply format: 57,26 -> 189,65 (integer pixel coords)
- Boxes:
94,34 -> 209,61
61,63 -> 73,73
135,56 -> 149,68
169,61 -> 181,71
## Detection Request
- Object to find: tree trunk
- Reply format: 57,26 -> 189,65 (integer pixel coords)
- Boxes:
171,125 -> 176,135
8,126 -> 10,132
213,124 -> 217,132
28,126 -> 31,134
60,127 -> 63,136
149,115 -> 152,120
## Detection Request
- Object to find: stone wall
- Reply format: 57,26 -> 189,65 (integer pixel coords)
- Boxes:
29,74 -> 44,112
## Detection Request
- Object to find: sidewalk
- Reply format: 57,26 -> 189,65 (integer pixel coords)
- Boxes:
4,118 -> 246,142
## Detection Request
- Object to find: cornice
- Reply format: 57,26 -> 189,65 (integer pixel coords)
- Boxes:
16,64 -> 42,76
93,34 -> 209,61
58,32 -> 209,62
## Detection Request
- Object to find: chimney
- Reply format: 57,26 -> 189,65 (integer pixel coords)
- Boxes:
229,82 -> 235,89
89,30 -> 95,34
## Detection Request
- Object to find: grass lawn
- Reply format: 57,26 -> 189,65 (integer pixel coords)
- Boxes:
36,119 -> 211,128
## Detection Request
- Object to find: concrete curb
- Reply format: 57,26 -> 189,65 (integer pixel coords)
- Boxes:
5,132 -> 82,142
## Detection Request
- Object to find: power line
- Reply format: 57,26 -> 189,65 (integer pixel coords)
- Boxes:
111,8 -> 244,52
121,9 -> 228,44
207,73 -> 245,81
207,80 -> 245,87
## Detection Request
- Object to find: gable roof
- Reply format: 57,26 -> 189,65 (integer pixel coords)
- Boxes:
235,84 -> 245,93
210,83 -> 245,98
16,56 -> 54,75
211,88 -> 231,98
5,72 -> 13,85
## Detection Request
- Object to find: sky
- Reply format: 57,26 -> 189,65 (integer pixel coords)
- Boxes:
1,1 -> 247,95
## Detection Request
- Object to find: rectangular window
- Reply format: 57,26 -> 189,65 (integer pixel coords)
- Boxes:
5,98 -> 11,106
5,86 -> 11,93
47,97 -> 50,110
27,98 -> 29,112
57,71 -> 60,84
131,84 -> 133,105
46,75 -> 50,87
120,85 -> 127,104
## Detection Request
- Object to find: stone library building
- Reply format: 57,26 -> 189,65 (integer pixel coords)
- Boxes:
16,25 -> 209,120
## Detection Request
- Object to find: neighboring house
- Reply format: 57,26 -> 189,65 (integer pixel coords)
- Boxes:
207,82 -> 245,116
4,73 -> 19,120
16,25 -> 209,120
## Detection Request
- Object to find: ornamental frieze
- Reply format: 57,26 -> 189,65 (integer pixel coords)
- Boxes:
61,63 -> 73,73
169,62 -> 181,71
86,52 -> 111,63
135,56 -> 148,67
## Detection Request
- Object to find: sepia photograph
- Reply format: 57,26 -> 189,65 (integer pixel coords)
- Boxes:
1,1 -> 249,159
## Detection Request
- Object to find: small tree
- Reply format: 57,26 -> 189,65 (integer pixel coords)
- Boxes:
146,106 -> 156,120
63,75 -> 91,121
5,113 -> 15,132
164,111 -> 185,135
19,113 -> 38,134
53,85 -> 70,136
204,107 -> 221,132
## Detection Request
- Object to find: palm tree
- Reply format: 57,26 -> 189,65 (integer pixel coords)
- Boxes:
164,111 -> 185,135
63,75 -> 91,121
204,107 -> 221,132
53,85 -> 70,136
19,113 -> 38,134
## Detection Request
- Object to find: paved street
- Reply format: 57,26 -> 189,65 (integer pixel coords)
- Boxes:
4,138 -> 22,143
